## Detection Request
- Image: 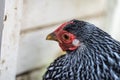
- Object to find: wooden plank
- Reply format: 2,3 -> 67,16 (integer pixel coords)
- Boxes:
0,0 -> 22,80
21,0 -> 106,30
110,0 -> 120,40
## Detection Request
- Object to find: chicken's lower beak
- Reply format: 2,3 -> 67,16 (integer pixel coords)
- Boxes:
46,33 -> 58,41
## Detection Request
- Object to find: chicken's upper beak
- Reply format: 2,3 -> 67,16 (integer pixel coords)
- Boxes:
46,33 -> 58,41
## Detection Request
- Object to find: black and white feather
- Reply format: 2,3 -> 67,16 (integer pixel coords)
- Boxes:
43,20 -> 120,80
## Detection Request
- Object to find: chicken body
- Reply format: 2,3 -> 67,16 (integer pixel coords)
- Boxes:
43,20 -> 120,80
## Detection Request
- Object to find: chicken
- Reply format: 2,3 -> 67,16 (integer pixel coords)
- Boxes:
43,19 -> 120,80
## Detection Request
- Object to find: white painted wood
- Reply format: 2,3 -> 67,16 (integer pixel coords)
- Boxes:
21,0 -> 106,30
17,25 -> 61,74
110,0 -> 120,40
0,0 -> 22,80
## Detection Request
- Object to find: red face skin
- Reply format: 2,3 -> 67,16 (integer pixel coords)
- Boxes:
52,21 -> 79,51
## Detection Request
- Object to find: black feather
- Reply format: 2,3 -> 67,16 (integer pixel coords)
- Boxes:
43,19 -> 120,80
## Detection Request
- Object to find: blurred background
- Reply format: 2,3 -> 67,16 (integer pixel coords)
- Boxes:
16,0 -> 120,80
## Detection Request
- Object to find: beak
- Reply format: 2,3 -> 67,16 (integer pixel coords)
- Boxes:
46,32 -> 58,41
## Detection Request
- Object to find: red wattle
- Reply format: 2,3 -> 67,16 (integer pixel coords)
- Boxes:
59,43 -> 78,51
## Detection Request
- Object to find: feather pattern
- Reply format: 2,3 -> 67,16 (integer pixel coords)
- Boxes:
43,20 -> 120,80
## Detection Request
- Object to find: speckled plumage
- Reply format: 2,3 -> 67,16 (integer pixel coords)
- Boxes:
43,20 -> 120,80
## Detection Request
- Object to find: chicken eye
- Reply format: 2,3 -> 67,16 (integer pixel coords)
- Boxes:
62,34 -> 70,40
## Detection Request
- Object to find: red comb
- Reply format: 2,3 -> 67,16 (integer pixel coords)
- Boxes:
55,21 -> 73,32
